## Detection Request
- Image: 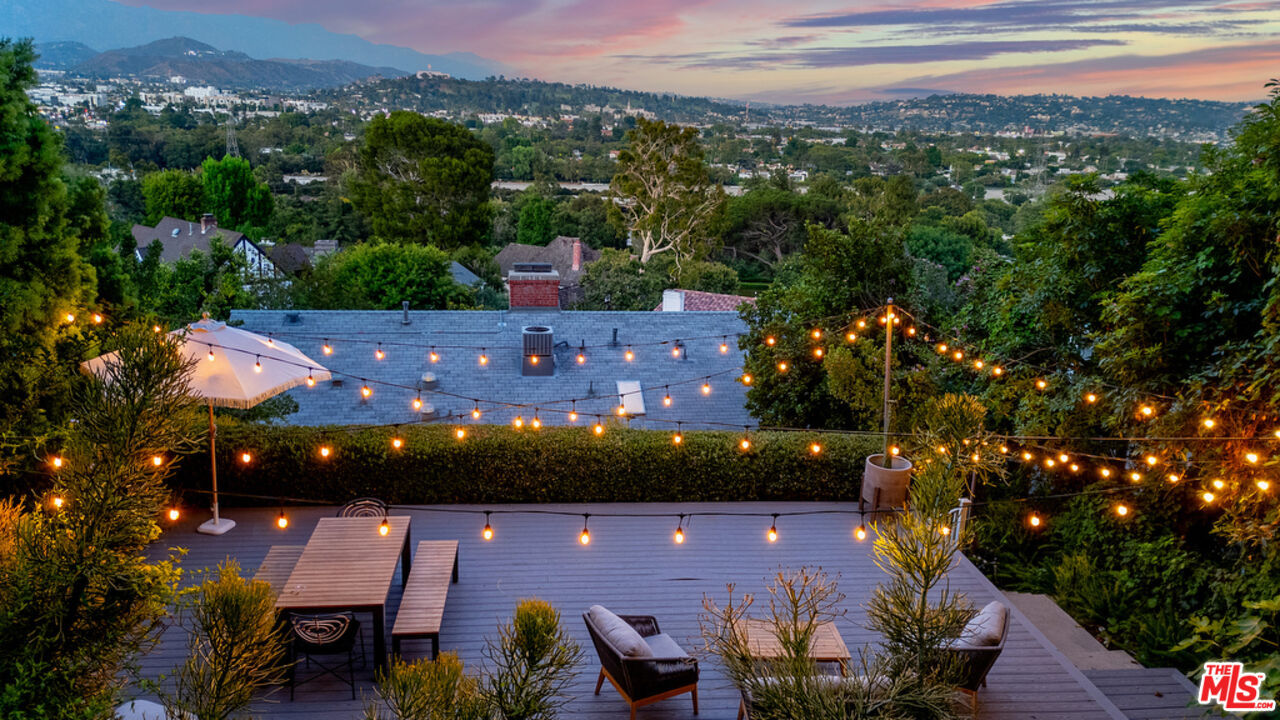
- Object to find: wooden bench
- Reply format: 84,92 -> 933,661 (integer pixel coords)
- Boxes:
253,545 -> 304,596
391,540 -> 459,658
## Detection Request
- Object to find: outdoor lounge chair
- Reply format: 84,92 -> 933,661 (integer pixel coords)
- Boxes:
286,611 -> 364,700
583,605 -> 699,719
946,600 -> 1009,711
336,497 -> 388,518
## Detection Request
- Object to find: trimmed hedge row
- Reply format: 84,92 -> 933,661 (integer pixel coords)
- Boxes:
174,422 -> 882,506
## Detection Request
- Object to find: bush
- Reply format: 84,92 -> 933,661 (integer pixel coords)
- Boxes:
485,598 -> 582,720
364,652 -> 489,720
173,423 -> 880,506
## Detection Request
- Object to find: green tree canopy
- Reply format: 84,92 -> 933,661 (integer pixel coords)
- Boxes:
201,155 -> 273,230
349,112 -> 494,248
292,242 -> 471,310
142,169 -> 203,224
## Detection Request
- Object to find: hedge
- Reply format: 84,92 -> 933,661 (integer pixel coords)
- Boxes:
172,422 -> 882,506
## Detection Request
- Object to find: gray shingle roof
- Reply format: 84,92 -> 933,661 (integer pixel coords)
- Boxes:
494,236 -> 600,287
132,217 -> 247,263
449,261 -> 482,287
229,309 -> 751,430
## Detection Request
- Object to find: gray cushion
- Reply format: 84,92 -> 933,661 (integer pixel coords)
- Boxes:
960,602 -> 1007,647
643,632 -> 690,659
589,605 -> 653,658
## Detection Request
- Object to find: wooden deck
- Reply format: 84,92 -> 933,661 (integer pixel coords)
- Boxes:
1083,669 -> 1225,719
135,503 -> 1128,719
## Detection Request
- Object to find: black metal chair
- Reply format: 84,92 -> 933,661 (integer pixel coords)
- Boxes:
584,607 -> 699,720
286,612 -> 363,700
337,497 -> 388,518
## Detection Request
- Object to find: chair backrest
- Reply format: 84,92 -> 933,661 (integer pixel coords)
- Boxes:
289,612 -> 360,655
337,497 -> 387,518
584,611 -> 632,693
950,606 -> 1009,692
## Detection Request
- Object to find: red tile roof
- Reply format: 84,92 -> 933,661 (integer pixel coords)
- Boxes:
654,289 -> 757,312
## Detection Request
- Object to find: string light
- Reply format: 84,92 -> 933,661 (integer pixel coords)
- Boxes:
937,343 -> 948,353
939,526 -> 951,536
767,514 -> 779,542
811,328 -> 822,340
663,388 -> 672,407
1100,468 -> 1112,478
672,425 -> 683,444
1022,451 -> 1033,461
854,523 -> 867,541
1202,491 -> 1216,503
593,418 -> 605,435
305,371 -> 316,387
810,442 -> 822,455
721,337 -> 730,354
254,356 -> 262,373
1168,474 -> 1180,483
1114,503 -> 1130,517
579,514 -> 591,545
207,348 -> 215,362
857,319 -> 866,329
51,456 -> 63,469
322,339 -> 333,356
153,324 -> 162,333
52,496 -> 64,509
167,507 -> 180,521
1202,418 -> 1216,429
777,361 -> 789,373
92,313 -> 103,324
379,518 -> 390,536
907,326 -> 916,336
391,437 -> 403,449
1028,513 -> 1043,528
532,414 -> 542,429
1140,405 -> 1155,418
430,347 -> 439,363
973,359 -> 984,370
472,404 -> 482,420
739,429 -> 752,452
576,346 -> 586,364
674,514 -> 686,544
513,416 -> 525,429
741,374 -> 753,385
482,511 -> 493,540
625,346 -> 634,362
266,334 -> 274,347
1212,479 -> 1225,490
953,350 -> 964,362
1036,379 -> 1048,390
455,428 -> 466,440
1245,452 -> 1260,464
1085,393 -> 1098,404
1257,480 -> 1271,491
671,343 -> 682,358
813,347 -> 825,359
64,313 -> 75,323
375,343 -> 385,360
240,452 -> 252,464
766,335 -> 776,346
151,455 -> 164,467
847,332 -> 857,342
1130,471 -> 1143,483
992,366 -> 1004,376
276,510 -> 289,529
479,349 -> 488,366
890,445 -> 900,456
701,381 -> 712,395
413,395 -> 423,411
1145,455 -> 1158,466
568,402 -> 578,422
361,383 -> 373,399
319,445 -> 331,459
529,355 -> 539,366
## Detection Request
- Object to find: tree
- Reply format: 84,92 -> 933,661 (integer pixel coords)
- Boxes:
610,118 -> 725,264
292,242 -> 471,310
0,324 -> 201,718
349,111 -> 494,248
142,169 -> 203,224
0,38 -> 98,446
577,248 -> 665,310
484,598 -> 582,720
515,194 -> 555,246
905,225 -> 971,281
722,185 -> 841,269
201,155 -> 273,230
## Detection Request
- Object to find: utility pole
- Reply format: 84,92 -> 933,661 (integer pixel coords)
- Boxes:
225,117 -> 239,158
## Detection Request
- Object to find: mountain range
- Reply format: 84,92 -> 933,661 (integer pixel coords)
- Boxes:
46,37 -> 409,90
2,0 -> 506,80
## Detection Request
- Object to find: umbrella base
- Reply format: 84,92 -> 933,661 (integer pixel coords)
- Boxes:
197,517 -> 237,535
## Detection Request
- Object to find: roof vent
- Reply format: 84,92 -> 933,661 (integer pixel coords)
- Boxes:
285,312 -> 301,324
522,326 -> 554,377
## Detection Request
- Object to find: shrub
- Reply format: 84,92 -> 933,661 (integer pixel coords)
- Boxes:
484,598 -> 582,720
172,423 -> 881,506
363,652 -> 490,720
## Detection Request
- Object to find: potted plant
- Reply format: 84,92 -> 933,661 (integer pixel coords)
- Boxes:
861,299 -> 912,509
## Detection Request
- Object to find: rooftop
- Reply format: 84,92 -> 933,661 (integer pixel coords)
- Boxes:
134,502 -> 1132,720
132,216 -> 247,263
229,309 -> 750,430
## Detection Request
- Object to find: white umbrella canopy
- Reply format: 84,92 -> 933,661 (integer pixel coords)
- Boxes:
82,316 -> 331,535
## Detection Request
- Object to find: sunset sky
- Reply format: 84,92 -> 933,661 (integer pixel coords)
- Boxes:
117,0 -> 1280,103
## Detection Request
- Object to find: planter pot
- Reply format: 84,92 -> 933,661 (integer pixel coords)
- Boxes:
861,454 -> 913,510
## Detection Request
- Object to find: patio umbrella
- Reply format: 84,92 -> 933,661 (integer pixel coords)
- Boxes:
82,315 -> 331,535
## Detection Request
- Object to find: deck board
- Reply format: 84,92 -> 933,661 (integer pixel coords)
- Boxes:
134,502 -> 1122,719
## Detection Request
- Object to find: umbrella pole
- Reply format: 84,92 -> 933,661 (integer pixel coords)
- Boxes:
197,399 -> 235,534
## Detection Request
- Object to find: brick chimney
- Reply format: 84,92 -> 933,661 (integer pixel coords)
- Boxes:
508,263 -> 560,309
200,213 -> 216,235
571,237 -> 582,272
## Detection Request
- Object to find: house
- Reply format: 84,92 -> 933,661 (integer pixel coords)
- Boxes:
132,214 -> 278,279
268,243 -> 312,276
654,289 -> 756,312
449,262 -> 483,288
494,236 -> 599,306
228,271 -> 749,430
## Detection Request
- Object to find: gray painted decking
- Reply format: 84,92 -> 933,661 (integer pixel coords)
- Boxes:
136,503 -> 1126,719
1083,669 -> 1226,719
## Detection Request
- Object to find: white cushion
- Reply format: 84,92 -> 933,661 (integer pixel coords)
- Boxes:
589,605 -> 653,658
643,632 -> 690,659
960,601 -> 1007,647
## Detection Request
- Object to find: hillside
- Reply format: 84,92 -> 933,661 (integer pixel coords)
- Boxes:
322,75 -> 1250,140
72,37 -> 409,90
33,41 -> 98,69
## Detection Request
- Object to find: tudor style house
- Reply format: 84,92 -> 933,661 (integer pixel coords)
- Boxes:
131,214 -> 278,279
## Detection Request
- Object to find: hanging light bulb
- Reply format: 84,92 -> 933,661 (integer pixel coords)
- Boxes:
1028,513 -> 1043,528
721,337 -> 730,354
846,332 -> 857,342
1036,379 -> 1048,390
890,445 -> 901,456
153,324 -> 162,333
429,347 -> 439,363
375,343 -> 385,360
810,442 -> 822,455
1145,455 -> 1158,466
854,524 -> 867,541
671,343 -> 682,358
361,383 -> 373,399
672,430 -> 683,445
593,418 -> 605,435
1202,491 -> 1216,503
1114,503 -> 1130,517
391,437 -> 403,449
482,512 -> 493,540
992,366 -> 1004,376
151,455 -> 164,467
857,319 -> 867,329
777,361 -> 789,372
1140,405 -> 1155,417
413,396 -> 423,411
907,326 -> 916,336
92,313 -> 104,324
701,381 -> 712,395
472,404 -> 482,420
579,514 -> 591,545
1100,467 -> 1112,478
568,403 -> 578,422
937,343 -> 948,353
625,346 -> 634,362
319,445 -> 331,458
254,356 -> 263,373
1212,479 -> 1225,490
1202,418 -> 1216,429
379,518 -> 391,536
1130,471 -> 1143,483
277,510 -> 289,529
1058,453 -> 1069,463
813,347 -> 825,359
64,312 -> 75,323
207,348 -> 215,362
953,350 -> 964,362
479,349 -> 488,366
811,328 -> 822,340
576,346 -> 586,364
530,355 -> 539,365
1070,463 -> 1080,473
455,428 -> 466,440
1257,479 -> 1271,491
51,455 -> 64,469
322,339 -> 333,356
674,515 -> 686,544
531,414 -> 542,429
52,496 -> 64,509
663,388 -> 672,407
1245,452 -> 1260,464
1044,458 -> 1055,468
767,515 -> 779,543
240,451 -> 252,464
1021,451 -> 1033,461
266,334 -> 274,346
306,371 -> 316,387
1167,474 -> 1180,483
739,433 -> 751,451
513,416 -> 525,429
973,359 -> 984,370
616,402 -> 626,416
167,507 -> 180,521
1085,393 -> 1098,404
999,445 -> 1009,454
741,374 -> 753,385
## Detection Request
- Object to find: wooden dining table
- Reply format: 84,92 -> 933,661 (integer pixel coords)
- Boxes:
275,516 -> 412,671
742,618 -> 852,675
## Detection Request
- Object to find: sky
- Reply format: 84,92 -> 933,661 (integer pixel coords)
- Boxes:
117,0 -> 1280,104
